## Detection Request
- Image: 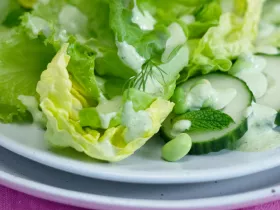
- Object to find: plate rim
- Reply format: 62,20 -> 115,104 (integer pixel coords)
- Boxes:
1,154 -> 280,210
1,131 -> 280,184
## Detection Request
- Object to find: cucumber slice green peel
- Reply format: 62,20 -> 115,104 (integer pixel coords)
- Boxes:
161,73 -> 253,155
275,113 -> 280,126
161,115 -> 248,155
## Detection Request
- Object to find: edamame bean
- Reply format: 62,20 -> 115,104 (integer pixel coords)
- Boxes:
161,133 -> 192,162
172,86 -> 188,114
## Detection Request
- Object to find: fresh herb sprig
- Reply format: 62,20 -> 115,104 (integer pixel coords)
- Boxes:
124,59 -> 167,93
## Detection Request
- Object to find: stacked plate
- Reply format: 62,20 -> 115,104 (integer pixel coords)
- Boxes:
1,122 -> 280,210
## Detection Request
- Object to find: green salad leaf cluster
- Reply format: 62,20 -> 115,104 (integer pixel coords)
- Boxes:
0,0 -> 266,161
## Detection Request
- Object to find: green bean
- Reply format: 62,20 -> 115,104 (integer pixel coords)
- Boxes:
161,133 -> 192,162
172,86 -> 188,114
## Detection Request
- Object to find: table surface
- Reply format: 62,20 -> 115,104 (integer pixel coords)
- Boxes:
1,185 -> 280,210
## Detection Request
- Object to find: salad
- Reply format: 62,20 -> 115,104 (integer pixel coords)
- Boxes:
1,0 -> 280,162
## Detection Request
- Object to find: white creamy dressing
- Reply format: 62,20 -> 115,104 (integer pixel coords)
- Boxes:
117,22 -> 188,96
171,120 -> 192,137
121,101 -> 152,142
98,112 -> 117,129
142,44 -> 189,96
258,21 -> 276,39
143,32 -> 189,95
96,96 -> 123,129
236,56 -> 280,152
161,23 -> 187,63
55,29 -> 69,43
116,41 -> 145,73
232,55 -> 268,99
237,103 -> 280,152
185,79 -> 237,111
256,21 -> 280,54
25,11 -> 72,44
180,15 -> 195,25
25,15 -> 51,37
131,0 -> 156,31
257,56 -> 280,110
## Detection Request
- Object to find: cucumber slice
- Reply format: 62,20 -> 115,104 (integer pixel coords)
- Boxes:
161,73 -> 253,155
256,56 -> 280,125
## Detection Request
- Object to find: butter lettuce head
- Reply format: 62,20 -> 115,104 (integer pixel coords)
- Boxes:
37,44 -> 174,162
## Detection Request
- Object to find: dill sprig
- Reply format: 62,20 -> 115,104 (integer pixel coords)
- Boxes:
124,59 -> 167,94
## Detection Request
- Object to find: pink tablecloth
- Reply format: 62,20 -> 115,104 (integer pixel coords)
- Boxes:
1,185 -> 279,210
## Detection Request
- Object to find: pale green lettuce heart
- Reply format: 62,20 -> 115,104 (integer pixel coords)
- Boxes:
36,44 -> 174,162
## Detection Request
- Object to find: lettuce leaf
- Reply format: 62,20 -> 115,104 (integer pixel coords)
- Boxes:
0,28 -> 55,123
21,0 -> 137,79
21,0 -> 190,100
183,0 -> 222,39
139,0 -> 209,25
111,0 -> 222,60
17,0 -> 37,8
37,44 -> 174,162
0,0 -> 9,24
66,40 -> 101,104
255,0 -> 280,55
135,0 -> 221,40
80,88 -> 157,130
108,0 -> 170,62
179,0 -> 264,83
1,0 -> 28,27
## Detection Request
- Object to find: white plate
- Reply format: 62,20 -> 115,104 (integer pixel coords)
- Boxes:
1,145 -> 280,210
1,123 -> 280,184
